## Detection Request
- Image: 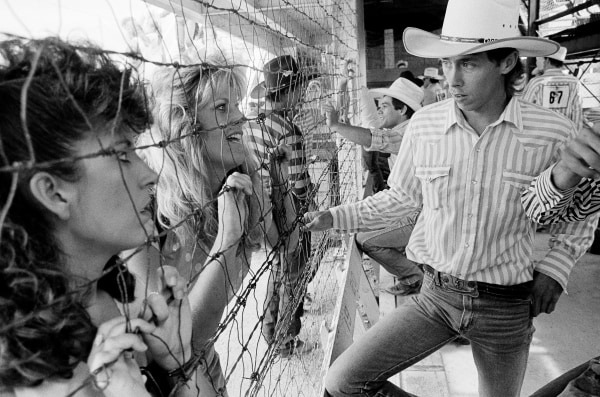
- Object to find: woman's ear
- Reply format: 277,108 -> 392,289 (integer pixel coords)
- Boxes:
29,172 -> 74,221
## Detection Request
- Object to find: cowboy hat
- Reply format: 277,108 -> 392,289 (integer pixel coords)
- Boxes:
403,0 -> 559,58
370,77 -> 423,113
419,67 -> 445,80
548,46 -> 567,62
250,55 -> 320,99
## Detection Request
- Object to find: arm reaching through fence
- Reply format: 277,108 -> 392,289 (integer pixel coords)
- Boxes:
303,210 -> 334,232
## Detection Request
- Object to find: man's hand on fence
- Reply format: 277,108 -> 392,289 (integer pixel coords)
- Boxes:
322,101 -> 340,128
303,210 -> 333,232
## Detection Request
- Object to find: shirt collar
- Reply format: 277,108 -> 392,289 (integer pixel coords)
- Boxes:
443,96 -> 523,134
393,119 -> 410,131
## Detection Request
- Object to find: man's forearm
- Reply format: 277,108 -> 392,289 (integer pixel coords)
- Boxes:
330,121 -> 373,147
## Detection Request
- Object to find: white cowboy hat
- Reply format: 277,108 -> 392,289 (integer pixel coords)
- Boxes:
403,0 -> 560,58
370,77 -> 423,113
419,67 -> 445,80
548,46 -> 567,62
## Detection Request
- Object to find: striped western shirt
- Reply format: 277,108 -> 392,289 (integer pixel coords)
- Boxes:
330,97 -> 596,288
522,164 -> 600,224
243,110 -> 311,200
522,69 -> 583,132
366,120 -> 409,169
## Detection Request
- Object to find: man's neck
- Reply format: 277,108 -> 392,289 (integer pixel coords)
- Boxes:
461,93 -> 510,136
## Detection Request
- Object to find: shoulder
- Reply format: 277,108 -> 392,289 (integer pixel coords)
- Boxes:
524,76 -> 545,91
517,98 -> 575,138
411,99 -> 452,125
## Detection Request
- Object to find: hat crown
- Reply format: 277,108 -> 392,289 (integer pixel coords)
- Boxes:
263,55 -> 300,75
390,77 -> 424,104
441,0 -> 520,42
548,46 -> 567,62
262,55 -> 302,91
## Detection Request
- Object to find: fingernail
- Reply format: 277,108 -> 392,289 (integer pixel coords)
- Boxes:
93,333 -> 104,347
169,276 -> 177,285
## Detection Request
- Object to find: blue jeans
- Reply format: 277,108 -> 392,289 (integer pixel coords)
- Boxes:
325,268 -> 534,397
355,211 -> 422,285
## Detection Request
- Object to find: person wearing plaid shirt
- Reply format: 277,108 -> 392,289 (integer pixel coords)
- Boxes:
304,1 -> 597,395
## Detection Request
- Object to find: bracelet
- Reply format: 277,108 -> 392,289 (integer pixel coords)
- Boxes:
167,353 -> 202,381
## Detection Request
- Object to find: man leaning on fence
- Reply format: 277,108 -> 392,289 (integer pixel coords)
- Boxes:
244,55 -> 316,357
304,0 -> 597,396
323,75 -> 425,296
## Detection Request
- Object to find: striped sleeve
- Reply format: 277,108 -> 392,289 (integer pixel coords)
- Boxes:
522,164 -> 600,224
365,128 -> 403,154
330,126 -> 422,233
243,121 -> 272,167
270,115 -> 312,201
537,211 -> 599,290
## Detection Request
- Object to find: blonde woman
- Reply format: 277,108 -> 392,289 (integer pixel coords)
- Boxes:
137,58 -> 298,396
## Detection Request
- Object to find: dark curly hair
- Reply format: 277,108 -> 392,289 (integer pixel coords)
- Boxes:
0,37 -> 150,389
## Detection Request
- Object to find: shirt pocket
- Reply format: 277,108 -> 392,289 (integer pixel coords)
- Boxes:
501,170 -> 534,207
415,166 -> 451,209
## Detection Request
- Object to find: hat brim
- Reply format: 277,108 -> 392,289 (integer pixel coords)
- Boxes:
370,87 -> 422,112
250,72 -> 322,99
403,27 -> 560,58
418,74 -> 445,80
250,82 -> 267,99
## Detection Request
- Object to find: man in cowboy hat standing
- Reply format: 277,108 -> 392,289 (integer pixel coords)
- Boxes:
523,46 -> 583,131
244,55 -> 317,357
304,0 -> 597,395
419,66 -> 446,105
322,77 -> 425,296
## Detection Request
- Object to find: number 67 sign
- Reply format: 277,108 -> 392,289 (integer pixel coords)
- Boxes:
542,83 -> 570,109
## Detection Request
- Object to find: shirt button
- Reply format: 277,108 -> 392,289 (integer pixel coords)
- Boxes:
464,243 -> 469,247
471,180 -> 477,184
468,214 -> 473,218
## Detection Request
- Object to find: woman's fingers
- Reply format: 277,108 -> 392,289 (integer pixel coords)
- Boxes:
157,265 -> 187,300
223,172 -> 253,196
96,317 -> 156,341
89,318 -> 154,373
144,291 -> 170,324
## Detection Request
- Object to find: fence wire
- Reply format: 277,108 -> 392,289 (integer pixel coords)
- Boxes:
0,0 -> 364,396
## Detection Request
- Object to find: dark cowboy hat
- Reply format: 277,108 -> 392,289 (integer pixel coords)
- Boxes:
250,55 -> 321,99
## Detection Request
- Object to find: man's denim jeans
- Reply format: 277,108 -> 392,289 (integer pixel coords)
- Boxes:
325,269 -> 534,397
355,211 -> 423,285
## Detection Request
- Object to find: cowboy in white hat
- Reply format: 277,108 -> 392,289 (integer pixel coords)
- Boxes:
523,46 -> 583,131
305,1 -> 597,396
419,66 -> 446,105
323,77 -> 425,296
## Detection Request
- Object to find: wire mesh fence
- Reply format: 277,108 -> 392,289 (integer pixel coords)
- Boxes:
0,0 -> 365,396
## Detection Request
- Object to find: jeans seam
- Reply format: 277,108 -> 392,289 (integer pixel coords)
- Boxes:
367,336 -> 455,386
